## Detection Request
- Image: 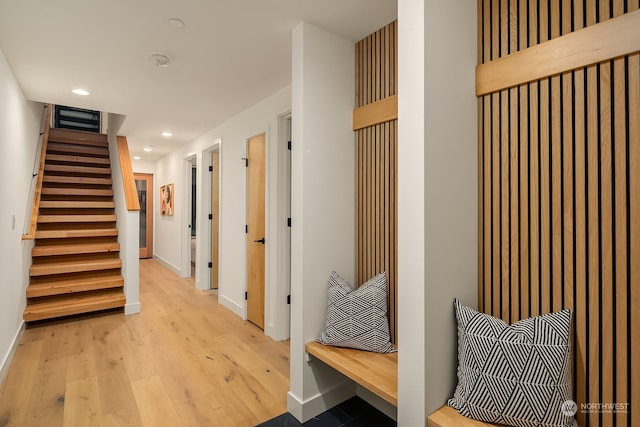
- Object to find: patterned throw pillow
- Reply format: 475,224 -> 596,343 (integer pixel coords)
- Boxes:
317,271 -> 396,353
448,299 -> 577,427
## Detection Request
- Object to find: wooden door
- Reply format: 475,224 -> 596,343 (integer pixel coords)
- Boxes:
134,173 -> 153,258
211,150 -> 219,289
246,133 -> 266,328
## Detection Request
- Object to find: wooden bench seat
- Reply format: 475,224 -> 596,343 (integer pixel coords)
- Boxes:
428,406 -> 504,427
305,341 -> 398,406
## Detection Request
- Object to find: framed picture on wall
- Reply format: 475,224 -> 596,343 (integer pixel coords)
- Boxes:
160,183 -> 174,216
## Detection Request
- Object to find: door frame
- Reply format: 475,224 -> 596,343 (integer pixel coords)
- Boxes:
181,153 -> 198,279
200,139 -> 222,291
134,173 -> 154,258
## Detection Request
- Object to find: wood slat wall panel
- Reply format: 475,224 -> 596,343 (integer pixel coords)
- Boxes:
478,2 -> 638,426
354,20 -> 397,342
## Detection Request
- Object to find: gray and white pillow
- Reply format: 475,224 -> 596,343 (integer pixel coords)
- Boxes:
317,271 -> 396,353
448,299 -> 577,427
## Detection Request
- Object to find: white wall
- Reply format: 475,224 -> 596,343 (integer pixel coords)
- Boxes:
153,86 -> 291,329
288,22 -> 356,423
107,113 -> 141,315
397,0 -> 477,425
0,48 -> 43,383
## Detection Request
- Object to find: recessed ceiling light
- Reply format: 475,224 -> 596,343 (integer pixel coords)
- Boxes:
168,18 -> 185,29
72,88 -> 90,96
144,147 -> 153,152
161,131 -> 173,137
133,156 -> 141,160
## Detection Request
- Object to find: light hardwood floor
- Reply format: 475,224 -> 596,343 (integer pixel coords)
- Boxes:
0,259 -> 290,427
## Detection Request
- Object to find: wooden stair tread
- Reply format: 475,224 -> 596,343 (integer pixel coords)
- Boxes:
44,164 -> 111,175
32,242 -> 120,257
43,175 -> 112,185
37,214 -> 117,223
46,144 -> 109,158
35,228 -> 118,239
27,272 -> 123,298
428,406 -> 506,427
30,257 -> 122,276
41,188 -> 114,196
39,201 -> 115,209
24,289 -> 125,322
48,128 -> 108,148
45,153 -> 111,165
305,341 -> 398,406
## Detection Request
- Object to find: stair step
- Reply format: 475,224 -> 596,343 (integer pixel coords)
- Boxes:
41,188 -> 114,197
30,256 -> 122,276
44,164 -> 111,175
47,144 -> 109,158
35,228 -> 118,239
45,153 -> 111,166
39,201 -> 116,209
37,214 -> 117,223
24,289 -> 125,322
48,128 -> 108,148
32,242 -> 120,257
27,271 -> 123,297
43,175 -> 113,185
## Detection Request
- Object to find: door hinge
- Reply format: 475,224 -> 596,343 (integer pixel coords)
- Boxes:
245,291 -> 248,300
287,140 -> 291,151
245,225 -> 248,234
208,213 -> 213,220
208,165 -> 213,172
287,218 -> 291,227
208,262 -> 212,268
287,295 -> 291,305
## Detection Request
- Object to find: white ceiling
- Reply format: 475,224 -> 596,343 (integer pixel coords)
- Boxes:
0,0 -> 397,160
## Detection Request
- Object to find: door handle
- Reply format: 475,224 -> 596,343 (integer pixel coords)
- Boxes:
253,237 -> 265,244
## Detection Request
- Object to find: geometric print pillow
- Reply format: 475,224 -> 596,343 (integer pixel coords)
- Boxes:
448,299 -> 577,427
317,272 -> 396,353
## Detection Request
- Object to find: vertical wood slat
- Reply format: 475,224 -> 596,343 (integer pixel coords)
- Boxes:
478,3 -> 637,427
354,20 -> 397,343
629,50 -> 640,427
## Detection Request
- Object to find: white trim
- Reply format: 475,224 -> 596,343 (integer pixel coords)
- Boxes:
196,139 -> 222,292
152,254 -> 181,275
218,294 -> 244,318
286,380 -> 355,423
0,321 -> 25,388
267,112 -> 292,341
124,302 -> 141,315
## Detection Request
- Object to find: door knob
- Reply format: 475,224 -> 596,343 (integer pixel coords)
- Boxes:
253,237 -> 265,244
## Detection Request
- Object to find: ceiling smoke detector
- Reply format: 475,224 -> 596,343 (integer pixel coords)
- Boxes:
149,53 -> 172,68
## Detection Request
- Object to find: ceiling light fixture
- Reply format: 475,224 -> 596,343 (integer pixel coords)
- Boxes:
149,53 -> 172,68
168,18 -> 185,29
144,147 -> 153,152
72,88 -> 90,96
161,131 -> 173,137
133,156 -> 141,160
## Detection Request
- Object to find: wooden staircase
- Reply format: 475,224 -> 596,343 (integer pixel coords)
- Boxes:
24,128 -> 126,322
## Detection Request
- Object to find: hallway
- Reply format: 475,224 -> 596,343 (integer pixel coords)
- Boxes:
0,259 -> 290,427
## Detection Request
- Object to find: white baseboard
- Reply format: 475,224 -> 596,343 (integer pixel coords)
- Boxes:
287,380 -> 355,423
0,321 -> 25,389
218,295 -> 244,318
124,302 -> 141,315
152,255 -> 181,275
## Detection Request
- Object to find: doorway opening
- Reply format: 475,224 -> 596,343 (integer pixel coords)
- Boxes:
135,173 -> 153,259
181,154 -> 197,278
